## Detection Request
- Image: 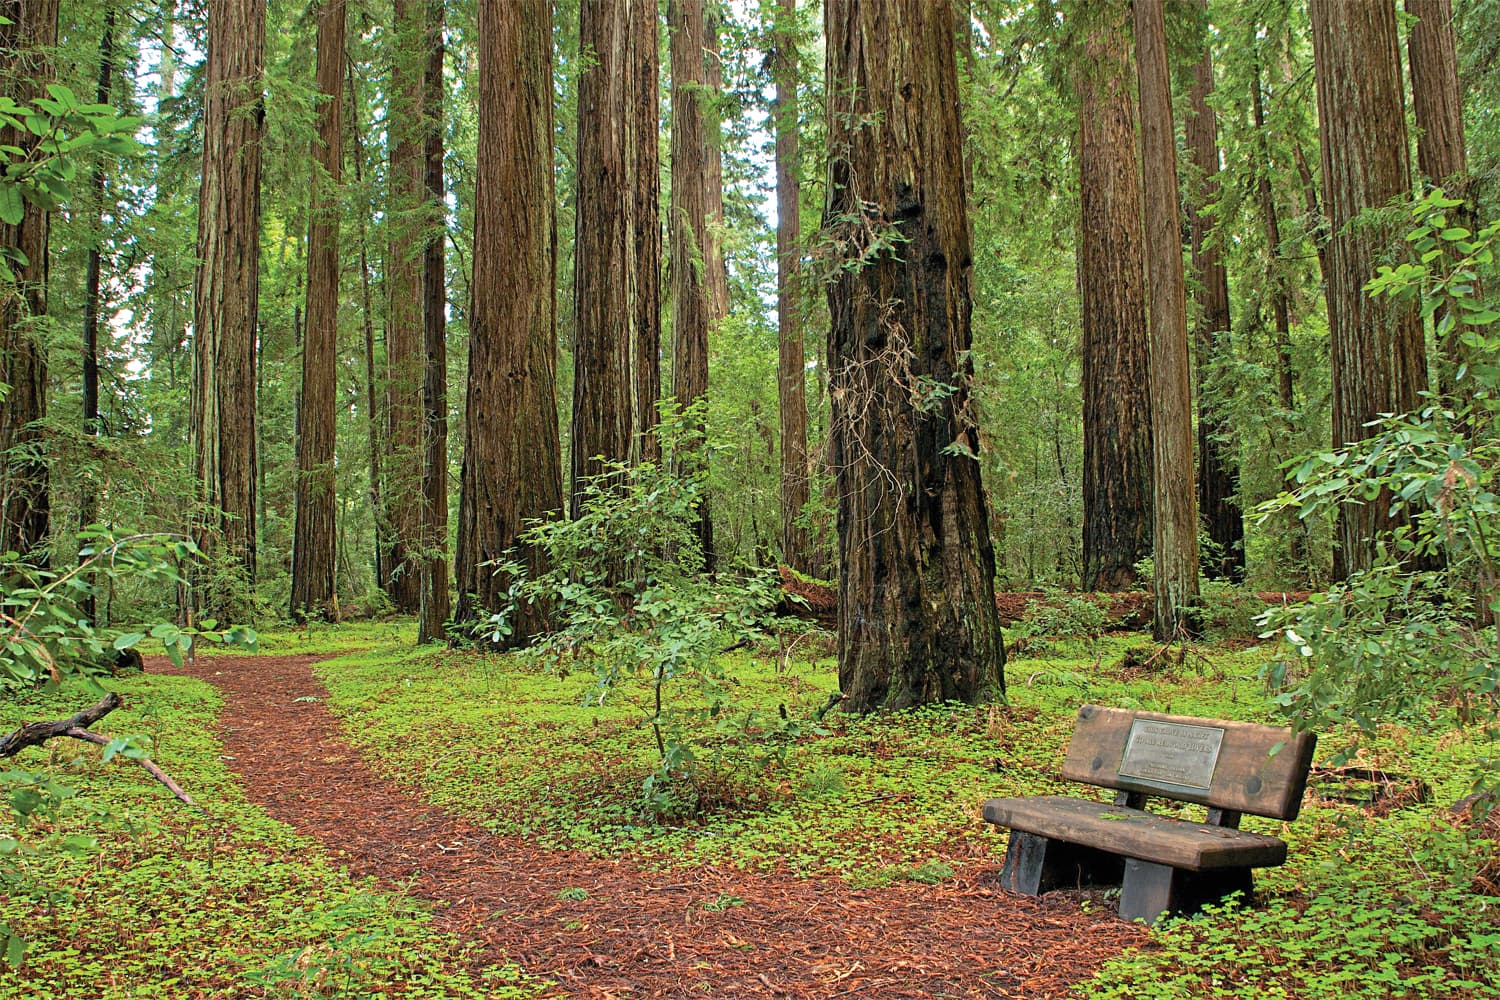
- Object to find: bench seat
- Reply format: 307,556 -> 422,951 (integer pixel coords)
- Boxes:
982,795 -> 1287,871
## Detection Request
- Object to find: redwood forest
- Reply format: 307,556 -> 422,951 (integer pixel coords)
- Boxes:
3,0 -> 1500,996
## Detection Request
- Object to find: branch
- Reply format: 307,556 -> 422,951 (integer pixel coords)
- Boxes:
0,692 -> 121,755
0,692 -> 196,807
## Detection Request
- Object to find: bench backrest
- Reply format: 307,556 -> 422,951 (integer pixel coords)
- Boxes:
1059,704 -> 1317,821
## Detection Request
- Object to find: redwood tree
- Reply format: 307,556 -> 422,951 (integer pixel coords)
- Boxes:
824,0 -> 1005,712
571,0 -> 639,512
773,0 -> 813,574
383,0 -> 424,611
1186,0 -> 1242,581
669,0 -> 718,567
1310,0 -> 1428,579
1136,0 -> 1199,637
291,0 -> 345,620
417,0 -> 449,643
0,0 -> 60,561
1407,0 -> 1476,413
191,0 -> 266,609
632,0 -> 662,467
1076,0 -> 1151,593
454,0 -> 562,646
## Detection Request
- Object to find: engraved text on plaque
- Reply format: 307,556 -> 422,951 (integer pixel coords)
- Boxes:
1118,720 -> 1225,791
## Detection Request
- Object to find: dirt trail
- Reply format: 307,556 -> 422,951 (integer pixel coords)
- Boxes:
165,654 -> 1146,998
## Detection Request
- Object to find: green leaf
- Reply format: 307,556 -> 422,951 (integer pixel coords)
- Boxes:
0,185 -> 21,225
112,631 -> 146,651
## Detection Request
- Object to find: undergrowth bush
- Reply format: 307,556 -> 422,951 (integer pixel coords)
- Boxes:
484,411 -> 810,819
1259,190 -> 1500,803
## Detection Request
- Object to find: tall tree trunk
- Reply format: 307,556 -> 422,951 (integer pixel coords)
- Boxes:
773,0 -> 812,575
1250,52 -> 1296,415
191,0 -> 265,614
347,59 -> 387,598
417,0 -> 450,643
384,0 -> 424,611
0,0 -> 60,563
1135,0 -> 1199,638
669,0 -> 717,568
1407,0 -> 1476,418
571,0 -> 637,513
454,0 -> 562,647
1076,0 -> 1151,593
632,0 -> 662,467
1251,49 -> 1306,577
1310,0 -> 1428,580
823,0 -> 1005,712
291,0 -> 345,620
79,5 -> 115,620
1186,0 -> 1242,582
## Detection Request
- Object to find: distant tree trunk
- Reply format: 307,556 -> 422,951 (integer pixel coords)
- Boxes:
79,6 -> 115,620
0,0 -> 60,563
291,0 -> 345,620
1136,0 -> 1199,638
191,0 -> 265,612
417,0 -> 449,643
632,0 -> 662,467
572,0 -> 640,513
454,0 -> 562,646
1076,0 -> 1151,593
773,0 -> 813,575
384,0 -> 424,611
1251,50 -> 1307,576
1407,0 -> 1476,418
669,0 -> 717,568
824,0 -> 1005,712
1250,52 -> 1296,416
346,61 -> 387,597
1310,0 -> 1428,580
1186,0 -> 1242,582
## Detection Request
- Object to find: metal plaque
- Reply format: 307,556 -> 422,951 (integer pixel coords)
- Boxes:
1118,719 -> 1225,792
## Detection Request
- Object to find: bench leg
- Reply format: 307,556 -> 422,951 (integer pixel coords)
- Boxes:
1119,859 -> 1179,923
1120,861 -> 1256,924
1002,832 -> 1126,895
1001,831 -> 1049,894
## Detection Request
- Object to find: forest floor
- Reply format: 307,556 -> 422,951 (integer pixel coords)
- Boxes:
164,652 -> 1145,998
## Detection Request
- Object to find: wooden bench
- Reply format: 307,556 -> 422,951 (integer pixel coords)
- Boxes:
983,704 -> 1316,924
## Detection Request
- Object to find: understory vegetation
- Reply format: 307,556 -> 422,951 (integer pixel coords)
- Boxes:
12,623 -> 1484,998
0,668 -> 536,998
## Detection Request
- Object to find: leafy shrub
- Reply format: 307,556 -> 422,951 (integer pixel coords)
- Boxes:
484,410 -> 806,814
1011,588 -> 1111,652
1258,189 -> 1500,801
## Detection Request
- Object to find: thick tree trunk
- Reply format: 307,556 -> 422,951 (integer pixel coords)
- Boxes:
1310,0 -> 1428,580
417,0 -> 450,643
571,0 -> 638,514
0,0 -> 60,563
669,0 -> 718,569
454,0 -> 562,647
291,0 -> 345,620
1407,0 -> 1476,419
1076,0 -> 1151,593
773,0 -> 813,575
384,0 -> 424,612
1135,0 -> 1199,638
191,0 -> 265,612
632,0 -> 662,468
79,6 -> 115,621
1186,1 -> 1242,582
824,0 -> 1005,712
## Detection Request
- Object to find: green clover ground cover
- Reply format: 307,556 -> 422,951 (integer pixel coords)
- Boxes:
0,669 -> 539,999
300,626 -> 1499,998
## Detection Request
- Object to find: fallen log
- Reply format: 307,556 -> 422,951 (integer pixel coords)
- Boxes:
0,692 -> 195,806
